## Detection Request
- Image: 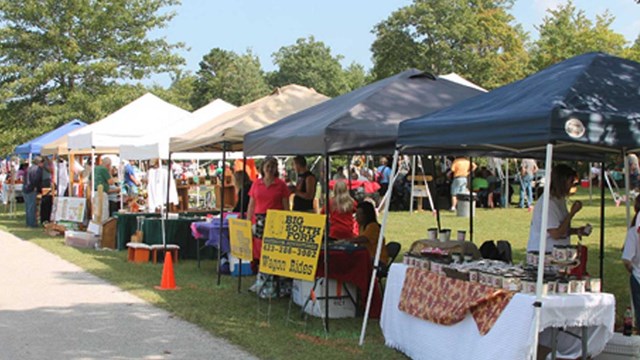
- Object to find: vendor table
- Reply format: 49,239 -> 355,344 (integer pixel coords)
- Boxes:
143,217 -> 214,260
115,212 -> 161,250
316,246 -> 383,318
381,264 -> 615,360
191,219 -> 230,267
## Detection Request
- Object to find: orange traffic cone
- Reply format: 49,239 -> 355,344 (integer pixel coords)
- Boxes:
155,251 -> 179,291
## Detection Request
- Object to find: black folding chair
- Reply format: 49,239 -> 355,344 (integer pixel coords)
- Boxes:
377,241 -> 401,292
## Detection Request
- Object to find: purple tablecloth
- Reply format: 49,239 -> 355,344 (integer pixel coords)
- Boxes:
191,219 -> 230,254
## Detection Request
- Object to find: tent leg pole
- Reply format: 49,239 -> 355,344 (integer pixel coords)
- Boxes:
469,157 -> 473,243
410,156 -> 416,212
324,154 -> 331,333
532,143 -> 555,360
239,156 -> 247,293
434,158 -> 441,231
600,160 -> 606,289
359,150 -> 399,346
217,144 -> 227,286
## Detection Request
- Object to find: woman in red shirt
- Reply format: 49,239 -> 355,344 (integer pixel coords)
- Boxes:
326,180 -> 357,240
247,157 -> 289,290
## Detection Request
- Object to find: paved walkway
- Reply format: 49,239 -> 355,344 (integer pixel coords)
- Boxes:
0,231 -> 257,360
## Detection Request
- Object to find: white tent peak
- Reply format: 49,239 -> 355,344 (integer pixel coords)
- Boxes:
66,92 -> 190,152
439,73 -> 487,92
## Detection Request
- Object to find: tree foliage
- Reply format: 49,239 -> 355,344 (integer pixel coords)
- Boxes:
190,48 -> 270,108
529,1 -> 628,71
269,36 -> 352,97
0,0 -> 185,154
370,0 -> 530,89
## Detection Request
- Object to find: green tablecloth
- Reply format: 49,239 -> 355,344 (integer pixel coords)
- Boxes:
179,210 -> 220,218
115,212 -> 161,250
142,217 -> 216,260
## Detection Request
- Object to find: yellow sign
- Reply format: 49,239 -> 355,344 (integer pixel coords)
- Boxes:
260,210 -> 325,281
229,218 -> 253,261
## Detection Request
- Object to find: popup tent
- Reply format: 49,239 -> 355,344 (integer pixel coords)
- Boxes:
67,93 -> 190,153
398,52 -> 640,157
119,99 -> 236,160
383,52 -> 640,358
244,70 -> 484,156
170,84 -> 329,152
15,119 -> 87,157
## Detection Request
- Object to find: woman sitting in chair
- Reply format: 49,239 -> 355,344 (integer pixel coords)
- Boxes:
325,180 -> 357,240
351,201 -> 388,266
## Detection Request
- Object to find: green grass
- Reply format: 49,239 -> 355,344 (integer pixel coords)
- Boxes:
0,187 -> 631,358
0,204 -> 404,360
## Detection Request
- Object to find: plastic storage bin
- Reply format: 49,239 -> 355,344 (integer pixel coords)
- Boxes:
594,333 -> 640,360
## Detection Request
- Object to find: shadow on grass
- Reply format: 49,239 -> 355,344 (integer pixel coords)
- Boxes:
0,207 -> 403,360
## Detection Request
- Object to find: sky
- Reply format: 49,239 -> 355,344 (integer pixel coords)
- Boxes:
148,0 -> 640,87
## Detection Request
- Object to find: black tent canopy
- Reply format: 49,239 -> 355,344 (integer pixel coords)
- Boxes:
395,52 -> 640,358
398,52 -> 640,159
244,69 -> 484,156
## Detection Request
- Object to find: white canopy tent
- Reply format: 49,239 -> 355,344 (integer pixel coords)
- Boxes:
119,99 -> 236,160
67,93 -> 190,153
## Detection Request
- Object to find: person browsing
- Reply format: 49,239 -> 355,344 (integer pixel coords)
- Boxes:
292,155 -> 317,213
527,164 -> 591,253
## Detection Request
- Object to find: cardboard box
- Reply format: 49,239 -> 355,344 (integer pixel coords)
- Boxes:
64,231 -> 100,249
292,278 -> 357,318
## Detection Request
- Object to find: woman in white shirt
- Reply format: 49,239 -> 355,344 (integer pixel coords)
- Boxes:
622,195 -> 640,331
527,164 -> 590,253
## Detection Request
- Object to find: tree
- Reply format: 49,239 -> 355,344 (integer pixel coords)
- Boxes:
370,0 -> 530,89
269,36 -> 350,97
623,35 -> 640,62
529,1 -> 628,71
343,62 -> 370,92
190,48 -> 270,108
151,71 -> 196,111
0,0 -> 185,153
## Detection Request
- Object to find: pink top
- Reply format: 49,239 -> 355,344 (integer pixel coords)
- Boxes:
248,178 -> 290,215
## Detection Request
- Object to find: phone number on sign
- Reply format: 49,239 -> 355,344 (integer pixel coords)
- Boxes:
263,238 -> 318,258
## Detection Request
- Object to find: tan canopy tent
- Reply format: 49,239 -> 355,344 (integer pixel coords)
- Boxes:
170,84 -> 329,152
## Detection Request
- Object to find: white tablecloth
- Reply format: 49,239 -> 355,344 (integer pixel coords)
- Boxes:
380,264 -> 615,360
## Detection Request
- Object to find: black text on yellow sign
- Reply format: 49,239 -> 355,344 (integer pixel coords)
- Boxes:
260,210 -> 325,282
228,218 -> 253,261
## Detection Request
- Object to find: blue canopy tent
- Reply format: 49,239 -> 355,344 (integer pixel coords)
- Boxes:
14,119 -> 87,159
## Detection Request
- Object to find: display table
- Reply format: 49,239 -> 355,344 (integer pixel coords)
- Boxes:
142,217 -> 212,260
115,212 -> 161,250
316,246 -> 383,318
381,264 -> 615,360
191,219 -> 230,266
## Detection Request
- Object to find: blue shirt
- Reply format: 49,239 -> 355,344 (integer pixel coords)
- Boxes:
124,163 -> 136,186
377,165 -> 391,184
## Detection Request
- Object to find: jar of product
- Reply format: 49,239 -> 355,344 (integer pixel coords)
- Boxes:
557,279 -> 569,294
589,278 -> 601,293
566,245 -> 579,261
469,270 -> 479,283
553,245 -> 567,261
